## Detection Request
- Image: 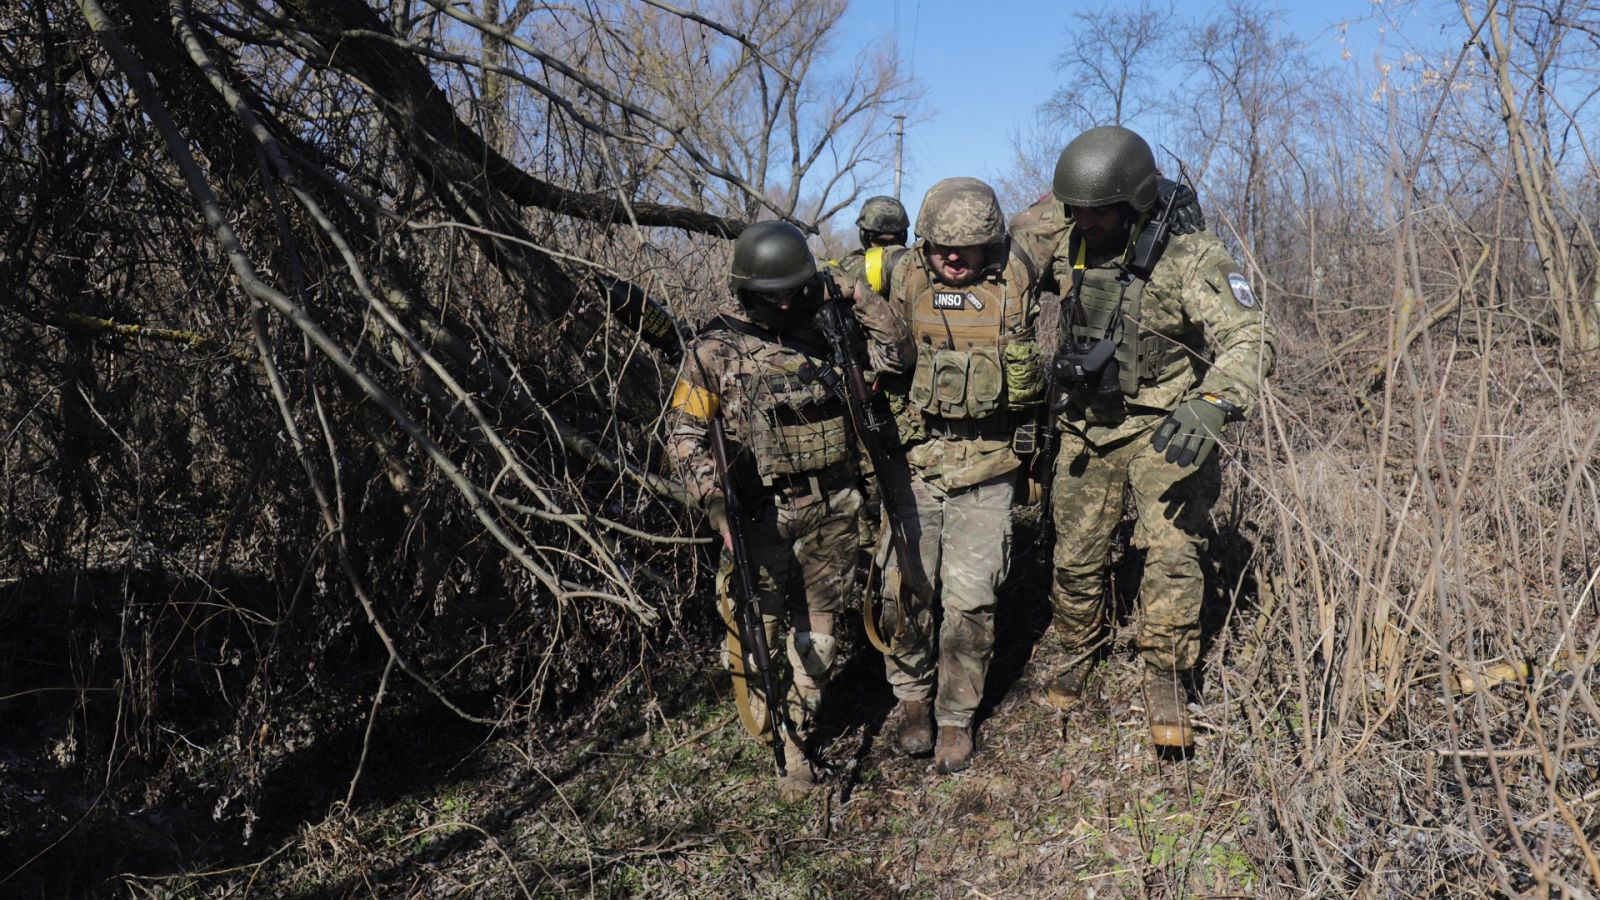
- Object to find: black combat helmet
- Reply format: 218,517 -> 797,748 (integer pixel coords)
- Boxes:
1052,126 -> 1159,212
728,220 -> 817,295
855,195 -> 910,234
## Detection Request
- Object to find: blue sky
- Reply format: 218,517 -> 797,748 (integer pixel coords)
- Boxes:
835,0 -> 1447,223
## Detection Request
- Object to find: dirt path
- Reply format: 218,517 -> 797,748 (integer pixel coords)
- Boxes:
200,521 -> 1267,898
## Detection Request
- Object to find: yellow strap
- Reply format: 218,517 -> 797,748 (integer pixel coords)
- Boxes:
864,245 -> 888,294
718,569 -> 775,742
860,560 -> 895,655
669,378 -> 720,420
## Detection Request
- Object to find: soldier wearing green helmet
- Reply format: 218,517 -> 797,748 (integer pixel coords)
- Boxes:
872,177 -> 1047,774
836,195 -> 911,295
665,220 -> 914,800
832,196 -> 913,569
1035,125 -> 1276,754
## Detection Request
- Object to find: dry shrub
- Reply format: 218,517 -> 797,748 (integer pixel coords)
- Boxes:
1221,299 -> 1600,893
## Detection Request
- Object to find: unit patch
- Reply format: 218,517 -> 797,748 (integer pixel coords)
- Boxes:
933,291 -> 968,310
1226,273 -> 1258,309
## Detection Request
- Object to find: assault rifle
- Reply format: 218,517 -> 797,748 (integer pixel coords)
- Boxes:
1013,292 -> 1064,512
706,411 -> 796,776
812,281 -> 929,651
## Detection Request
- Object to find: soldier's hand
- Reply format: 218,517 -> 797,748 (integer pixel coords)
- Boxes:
1150,397 -> 1229,467
1155,177 -> 1205,235
705,495 -> 732,550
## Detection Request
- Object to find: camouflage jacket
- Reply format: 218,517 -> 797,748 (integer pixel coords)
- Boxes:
1051,226 -> 1276,446
1007,195 -> 1068,295
883,242 -> 1044,491
665,270 -> 914,505
835,248 -> 868,282
835,244 -> 907,296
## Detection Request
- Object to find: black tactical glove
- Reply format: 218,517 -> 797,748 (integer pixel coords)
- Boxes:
1150,395 -> 1235,467
1155,177 -> 1205,235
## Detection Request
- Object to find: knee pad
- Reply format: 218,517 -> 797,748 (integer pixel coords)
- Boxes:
789,631 -> 837,679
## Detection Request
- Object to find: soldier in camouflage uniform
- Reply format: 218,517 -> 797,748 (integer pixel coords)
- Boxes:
665,221 -> 914,799
836,195 -> 910,295
1009,183 -> 1205,294
834,196 -> 911,568
876,178 -> 1046,774
1038,126 -> 1276,752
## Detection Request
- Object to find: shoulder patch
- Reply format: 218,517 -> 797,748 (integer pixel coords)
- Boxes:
1226,273 -> 1258,309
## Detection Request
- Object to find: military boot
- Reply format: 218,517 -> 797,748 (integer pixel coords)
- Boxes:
933,725 -> 973,774
776,736 -> 819,802
1044,656 -> 1095,711
891,699 -> 934,756
1142,667 -> 1194,751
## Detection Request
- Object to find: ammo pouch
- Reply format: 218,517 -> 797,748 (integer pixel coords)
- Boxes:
744,370 -> 854,480
1001,340 -> 1044,409
908,340 -> 1044,420
909,343 -> 1001,420
1071,267 -> 1150,398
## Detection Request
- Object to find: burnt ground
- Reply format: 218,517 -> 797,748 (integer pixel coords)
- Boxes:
2,511 -> 1273,898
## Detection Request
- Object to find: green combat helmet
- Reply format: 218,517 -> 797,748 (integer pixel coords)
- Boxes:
1052,125 -> 1159,212
728,220 -> 820,330
728,220 -> 817,294
915,177 -> 1004,247
856,195 -> 910,236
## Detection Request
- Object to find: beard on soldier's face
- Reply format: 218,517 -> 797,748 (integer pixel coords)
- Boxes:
1070,204 -> 1134,253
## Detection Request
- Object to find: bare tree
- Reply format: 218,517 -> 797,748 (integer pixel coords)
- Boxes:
1181,1 -> 1309,256
1041,0 -> 1173,131
0,0 -> 915,879
1469,0 -> 1600,351
515,0 -> 918,226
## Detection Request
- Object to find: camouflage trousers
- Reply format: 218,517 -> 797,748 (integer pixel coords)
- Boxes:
723,482 -> 861,738
879,472 -> 1014,728
1049,426 -> 1220,672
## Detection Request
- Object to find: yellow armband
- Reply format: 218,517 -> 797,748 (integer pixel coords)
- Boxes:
669,379 -> 720,420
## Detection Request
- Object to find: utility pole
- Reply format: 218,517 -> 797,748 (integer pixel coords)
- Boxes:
893,114 -> 905,201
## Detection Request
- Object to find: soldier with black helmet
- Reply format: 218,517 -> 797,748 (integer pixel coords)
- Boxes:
665,220 -> 914,800
873,177 -> 1047,774
1038,126 -> 1276,753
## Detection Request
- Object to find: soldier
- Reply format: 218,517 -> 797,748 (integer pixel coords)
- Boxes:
665,220 -> 914,800
1040,126 -> 1276,752
834,195 -> 911,567
1010,182 -> 1205,294
875,177 -> 1046,774
836,195 -> 911,295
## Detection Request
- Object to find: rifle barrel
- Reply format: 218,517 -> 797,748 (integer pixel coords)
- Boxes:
707,416 -> 790,776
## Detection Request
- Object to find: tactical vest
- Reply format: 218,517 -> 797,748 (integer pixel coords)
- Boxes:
708,318 -> 855,484
1064,233 -> 1189,399
901,247 -> 1044,420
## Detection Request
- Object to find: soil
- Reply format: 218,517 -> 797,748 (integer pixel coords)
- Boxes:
1,515 -> 1269,898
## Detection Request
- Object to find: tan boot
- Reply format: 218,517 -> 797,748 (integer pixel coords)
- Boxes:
1143,667 -> 1194,751
891,699 -> 934,757
776,736 -> 819,802
1044,656 -> 1095,711
933,725 -> 973,774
